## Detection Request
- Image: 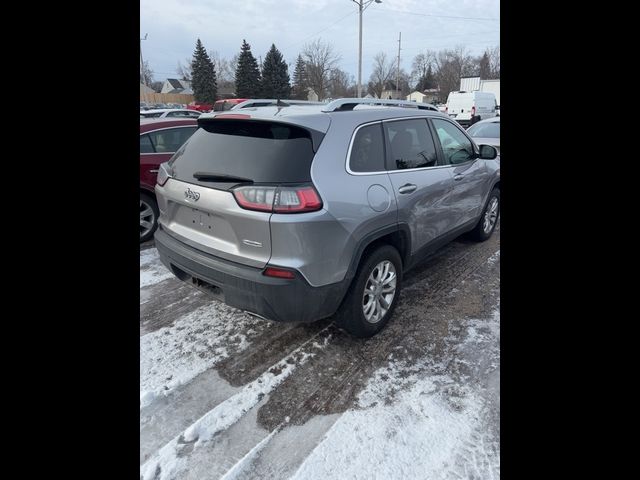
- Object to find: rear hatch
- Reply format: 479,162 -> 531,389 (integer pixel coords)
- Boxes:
157,118 -> 322,268
446,93 -> 472,119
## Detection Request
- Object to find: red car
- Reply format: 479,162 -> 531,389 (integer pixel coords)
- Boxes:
213,98 -> 248,111
187,101 -> 213,112
140,118 -> 199,242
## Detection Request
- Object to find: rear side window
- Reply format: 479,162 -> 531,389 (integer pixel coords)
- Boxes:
148,127 -> 197,153
349,123 -> 385,173
385,119 -> 438,170
432,119 -> 475,165
171,120 -> 320,189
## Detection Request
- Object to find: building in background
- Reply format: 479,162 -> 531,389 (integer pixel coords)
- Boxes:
161,78 -> 194,95
406,88 -> 440,104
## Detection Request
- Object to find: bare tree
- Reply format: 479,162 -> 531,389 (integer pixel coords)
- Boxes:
176,58 -> 192,81
487,46 -> 500,79
141,60 -> 154,86
411,50 -> 436,90
208,50 -> 236,93
435,45 -> 475,102
328,68 -> 355,98
209,50 -> 234,84
302,39 -> 341,100
368,52 -> 395,98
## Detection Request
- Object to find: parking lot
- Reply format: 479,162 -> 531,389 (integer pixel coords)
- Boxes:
140,223 -> 500,480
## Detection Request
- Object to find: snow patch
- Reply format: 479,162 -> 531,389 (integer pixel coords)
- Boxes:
140,248 -> 174,288
140,328 -> 331,480
487,249 -> 500,265
140,303 -> 270,410
291,310 -> 500,480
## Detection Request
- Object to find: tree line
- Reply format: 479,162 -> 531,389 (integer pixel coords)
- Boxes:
142,38 -> 500,104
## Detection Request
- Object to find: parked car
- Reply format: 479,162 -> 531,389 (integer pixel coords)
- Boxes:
445,91 -> 497,127
140,118 -> 199,242
466,116 -> 500,153
212,98 -> 249,111
140,109 -> 202,119
154,98 -> 500,337
187,101 -> 213,113
140,101 -> 150,111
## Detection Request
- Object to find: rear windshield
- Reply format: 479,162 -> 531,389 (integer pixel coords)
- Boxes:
467,122 -> 500,138
170,120 -> 319,189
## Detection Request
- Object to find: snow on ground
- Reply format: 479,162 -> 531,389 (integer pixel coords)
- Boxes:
487,249 -> 500,265
290,310 -> 500,480
140,331 -> 332,480
140,248 -> 174,288
140,303 -> 272,410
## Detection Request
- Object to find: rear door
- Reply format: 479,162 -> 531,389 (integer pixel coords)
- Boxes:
157,119 -> 321,268
431,118 -> 489,228
383,118 -> 455,253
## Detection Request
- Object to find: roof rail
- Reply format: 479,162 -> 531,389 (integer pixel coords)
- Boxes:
231,99 -> 325,110
321,98 -> 438,112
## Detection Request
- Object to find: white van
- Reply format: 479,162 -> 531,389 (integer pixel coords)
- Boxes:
445,91 -> 497,127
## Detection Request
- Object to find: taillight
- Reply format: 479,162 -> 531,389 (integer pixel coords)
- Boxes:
263,266 -> 295,279
232,184 -> 323,213
471,106 -> 476,116
157,162 -> 172,186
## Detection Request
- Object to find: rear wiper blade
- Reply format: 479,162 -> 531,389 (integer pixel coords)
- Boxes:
193,172 -> 254,183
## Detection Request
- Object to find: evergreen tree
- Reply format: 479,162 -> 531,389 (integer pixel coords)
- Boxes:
191,39 -> 217,103
292,54 -> 308,100
479,52 -> 491,80
424,65 -> 437,89
234,40 -> 262,97
261,44 -> 291,99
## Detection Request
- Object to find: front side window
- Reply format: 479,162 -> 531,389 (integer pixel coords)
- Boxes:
431,119 -> 475,165
147,127 -> 197,153
385,119 -> 437,170
349,123 -> 385,173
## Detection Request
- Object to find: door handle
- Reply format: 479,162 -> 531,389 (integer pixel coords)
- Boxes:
398,183 -> 417,194
454,174 -> 464,181
149,169 -> 159,173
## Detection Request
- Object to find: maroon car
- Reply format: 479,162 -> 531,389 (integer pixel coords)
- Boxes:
140,118 -> 198,242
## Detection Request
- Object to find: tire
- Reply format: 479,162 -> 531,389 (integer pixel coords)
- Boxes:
469,188 -> 500,242
335,245 -> 403,338
140,192 -> 159,243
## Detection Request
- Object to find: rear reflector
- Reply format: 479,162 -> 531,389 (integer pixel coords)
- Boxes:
263,267 -> 295,279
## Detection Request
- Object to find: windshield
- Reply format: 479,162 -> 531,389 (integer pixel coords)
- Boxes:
467,121 -> 500,138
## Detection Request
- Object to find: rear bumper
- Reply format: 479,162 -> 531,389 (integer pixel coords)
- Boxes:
154,227 -> 348,323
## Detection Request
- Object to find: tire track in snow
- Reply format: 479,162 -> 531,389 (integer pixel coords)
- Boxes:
140,325 -> 333,480
140,302 -> 273,410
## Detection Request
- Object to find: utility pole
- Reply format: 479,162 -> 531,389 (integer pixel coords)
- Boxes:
140,33 -> 148,104
357,1 -> 363,98
396,32 -> 401,100
351,0 -> 382,98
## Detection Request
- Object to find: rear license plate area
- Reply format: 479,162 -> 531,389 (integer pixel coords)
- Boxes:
188,207 -> 215,232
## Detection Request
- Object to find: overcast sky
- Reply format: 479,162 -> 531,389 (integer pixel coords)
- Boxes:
140,0 -> 499,84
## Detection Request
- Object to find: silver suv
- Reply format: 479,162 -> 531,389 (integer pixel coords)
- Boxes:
154,98 -> 500,337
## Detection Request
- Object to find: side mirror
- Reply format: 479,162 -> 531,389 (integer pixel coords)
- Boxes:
479,144 -> 498,160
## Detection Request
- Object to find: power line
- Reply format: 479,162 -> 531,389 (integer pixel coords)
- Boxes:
377,7 -> 499,22
281,9 -> 356,51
